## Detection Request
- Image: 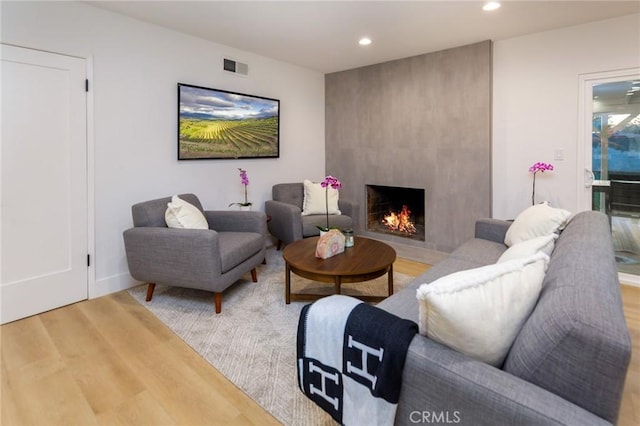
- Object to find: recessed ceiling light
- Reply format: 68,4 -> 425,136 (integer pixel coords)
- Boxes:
359,37 -> 372,46
483,1 -> 501,11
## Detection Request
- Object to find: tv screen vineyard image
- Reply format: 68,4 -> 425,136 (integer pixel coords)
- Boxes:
178,83 -> 280,159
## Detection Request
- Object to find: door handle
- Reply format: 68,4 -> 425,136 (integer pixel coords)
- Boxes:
584,169 -> 595,188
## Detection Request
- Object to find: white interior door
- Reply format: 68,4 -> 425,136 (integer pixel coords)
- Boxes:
1,44 -> 88,324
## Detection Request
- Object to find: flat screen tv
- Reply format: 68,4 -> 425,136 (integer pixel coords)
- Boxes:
178,83 -> 280,160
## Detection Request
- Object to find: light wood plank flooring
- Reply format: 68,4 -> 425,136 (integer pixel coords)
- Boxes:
1,258 -> 638,425
612,216 -> 640,276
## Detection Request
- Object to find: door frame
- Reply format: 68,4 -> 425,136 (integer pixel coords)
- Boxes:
577,67 -> 640,286
86,54 -> 96,298
577,67 -> 640,211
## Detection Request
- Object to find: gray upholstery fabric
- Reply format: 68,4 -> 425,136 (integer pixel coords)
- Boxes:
265,182 -> 359,247
123,194 -> 266,299
272,183 -> 305,210
394,337 -> 610,426
377,212 -> 631,425
132,193 -> 203,228
474,217 -> 511,243
217,232 -> 264,273
124,227 -> 222,290
301,213 -> 354,237
448,238 -> 506,264
503,211 -> 631,423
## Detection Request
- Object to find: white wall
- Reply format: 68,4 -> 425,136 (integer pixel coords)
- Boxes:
493,13 -> 640,219
4,2 -> 638,298
1,1 -> 325,297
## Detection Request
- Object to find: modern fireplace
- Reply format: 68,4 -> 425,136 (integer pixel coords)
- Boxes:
366,185 -> 425,241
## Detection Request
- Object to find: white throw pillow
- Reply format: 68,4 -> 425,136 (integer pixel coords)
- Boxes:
504,202 -> 571,247
497,234 -> 557,263
416,252 -> 549,367
301,179 -> 341,216
165,195 -> 208,229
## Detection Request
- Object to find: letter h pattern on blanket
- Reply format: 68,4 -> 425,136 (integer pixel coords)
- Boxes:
346,335 -> 384,390
297,295 -> 417,425
309,361 -> 341,411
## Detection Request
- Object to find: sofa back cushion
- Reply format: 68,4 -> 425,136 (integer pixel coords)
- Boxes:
132,193 -> 203,227
503,211 -> 631,423
272,183 -> 304,210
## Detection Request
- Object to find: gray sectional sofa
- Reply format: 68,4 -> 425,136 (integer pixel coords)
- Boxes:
377,211 -> 632,425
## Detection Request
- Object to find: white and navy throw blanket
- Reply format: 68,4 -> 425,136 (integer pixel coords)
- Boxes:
297,295 -> 418,425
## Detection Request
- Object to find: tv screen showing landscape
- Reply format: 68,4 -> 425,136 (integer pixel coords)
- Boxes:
178,83 -> 280,160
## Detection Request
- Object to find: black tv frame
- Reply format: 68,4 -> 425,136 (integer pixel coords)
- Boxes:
177,83 -> 280,160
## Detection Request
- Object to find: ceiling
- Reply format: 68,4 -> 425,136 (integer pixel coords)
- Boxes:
89,1 -> 640,74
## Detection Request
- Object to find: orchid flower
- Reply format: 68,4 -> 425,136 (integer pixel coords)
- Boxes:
318,175 -> 342,231
529,162 -> 554,205
320,175 -> 342,190
229,168 -> 252,207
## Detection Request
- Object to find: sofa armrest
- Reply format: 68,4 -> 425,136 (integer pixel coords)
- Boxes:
123,227 -> 222,288
474,218 -> 511,244
265,200 -> 303,245
204,210 -> 266,235
338,199 -> 360,231
394,337 -> 610,426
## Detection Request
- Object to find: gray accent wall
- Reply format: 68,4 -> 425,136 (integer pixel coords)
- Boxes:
326,41 -> 492,253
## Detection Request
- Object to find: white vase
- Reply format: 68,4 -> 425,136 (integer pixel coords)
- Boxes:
239,205 -> 251,211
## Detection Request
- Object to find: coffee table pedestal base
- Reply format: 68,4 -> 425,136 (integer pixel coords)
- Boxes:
285,261 -> 394,304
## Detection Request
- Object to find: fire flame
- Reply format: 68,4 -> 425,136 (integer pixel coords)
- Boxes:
382,205 -> 416,234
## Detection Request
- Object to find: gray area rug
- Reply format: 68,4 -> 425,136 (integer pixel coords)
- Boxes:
128,246 -> 414,425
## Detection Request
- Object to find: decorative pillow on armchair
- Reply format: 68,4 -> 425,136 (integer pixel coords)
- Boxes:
301,179 -> 341,216
165,195 -> 209,229
416,252 -> 549,367
504,202 -> 571,247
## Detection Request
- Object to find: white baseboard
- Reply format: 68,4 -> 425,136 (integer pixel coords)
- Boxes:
619,272 -> 640,288
90,273 -> 141,299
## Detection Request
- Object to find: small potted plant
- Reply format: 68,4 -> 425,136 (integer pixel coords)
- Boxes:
317,175 -> 342,233
229,168 -> 252,210
529,162 -> 554,205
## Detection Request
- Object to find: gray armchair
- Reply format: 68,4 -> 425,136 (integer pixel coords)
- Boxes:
123,193 -> 266,313
265,183 -> 359,249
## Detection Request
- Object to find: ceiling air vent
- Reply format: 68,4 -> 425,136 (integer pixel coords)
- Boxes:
223,58 -> 248,76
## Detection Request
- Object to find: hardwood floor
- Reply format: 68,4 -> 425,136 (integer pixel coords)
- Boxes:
612,216 -> 640,276
619,283 -> 640,426
1,291 -> 280,425
1,258 -> 638,425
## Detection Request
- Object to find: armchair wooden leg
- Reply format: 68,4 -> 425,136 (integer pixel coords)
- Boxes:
145,283 -> 156,302
276,240 -> 282,251
214,292 -> 222,314
251,268 -> 258,283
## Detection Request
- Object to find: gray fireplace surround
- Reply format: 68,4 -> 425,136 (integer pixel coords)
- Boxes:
325,40 -> 492,255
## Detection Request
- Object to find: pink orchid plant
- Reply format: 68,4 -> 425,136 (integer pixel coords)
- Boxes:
229,168 -> 252,207
318,175 -> 342,232
529,162 -> 554,205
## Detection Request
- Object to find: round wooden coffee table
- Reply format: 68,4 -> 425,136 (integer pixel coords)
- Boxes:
282,236 -> 396,303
